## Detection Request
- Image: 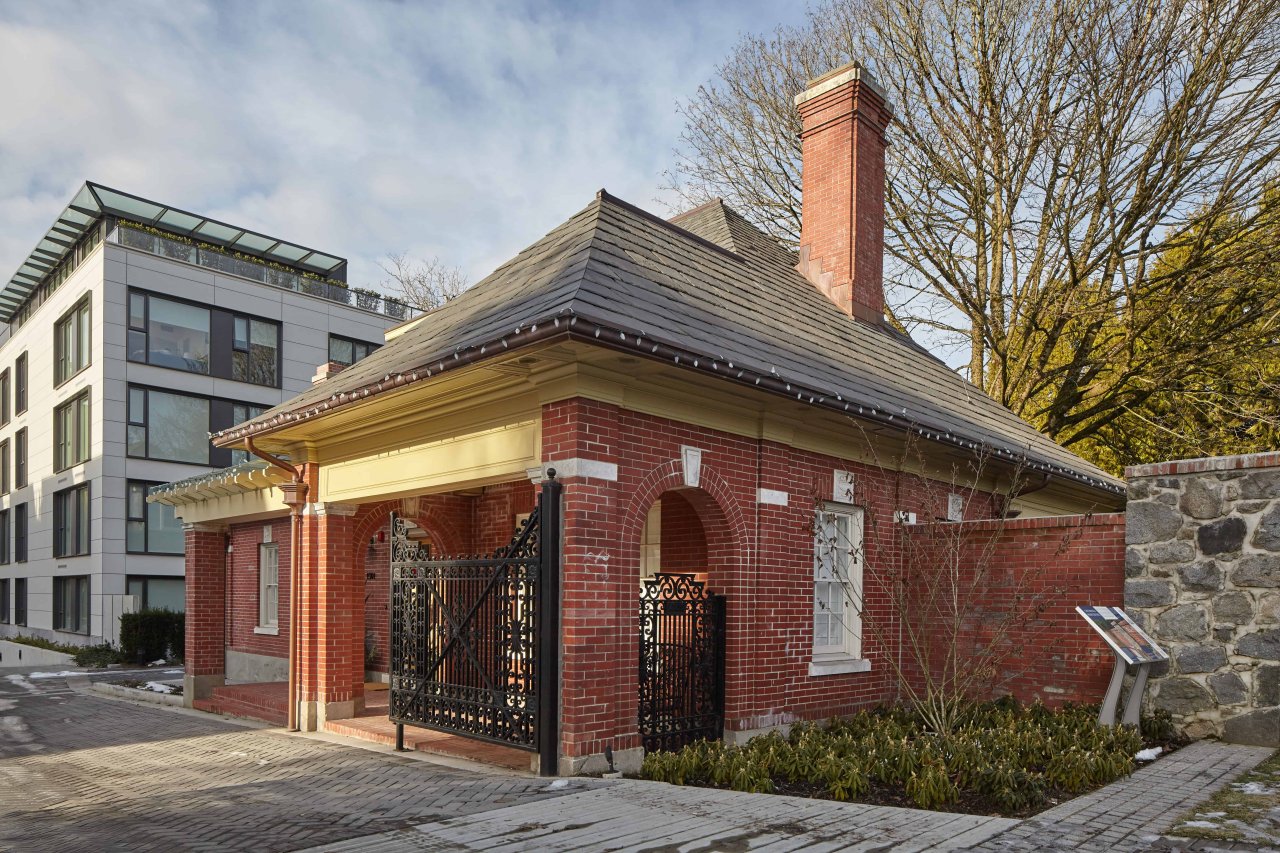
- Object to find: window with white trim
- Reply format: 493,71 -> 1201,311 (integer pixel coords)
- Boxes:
813,503 -> 864,660
258,541 -> 279,628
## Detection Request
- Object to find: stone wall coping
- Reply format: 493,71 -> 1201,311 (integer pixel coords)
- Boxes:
1127,451 -> 1280,480
903,511 -> 1124,534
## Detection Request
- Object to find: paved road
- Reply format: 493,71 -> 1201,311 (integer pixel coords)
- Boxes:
0,668 -> 1272,852
0,669 -> 592,852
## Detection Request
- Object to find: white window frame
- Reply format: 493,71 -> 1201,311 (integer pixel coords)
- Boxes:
810,502 -> 870,676
258,541 -> 279,631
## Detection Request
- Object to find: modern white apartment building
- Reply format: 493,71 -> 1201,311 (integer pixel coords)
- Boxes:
0,183 -> 406,644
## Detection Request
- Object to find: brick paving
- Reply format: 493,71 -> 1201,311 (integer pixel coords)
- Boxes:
0,671 -> 596,853
970,740 -> 1275,853
1,668 -> 1273,852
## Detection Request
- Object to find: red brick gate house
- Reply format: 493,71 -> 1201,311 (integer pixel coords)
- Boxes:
152,63 -> 1126,775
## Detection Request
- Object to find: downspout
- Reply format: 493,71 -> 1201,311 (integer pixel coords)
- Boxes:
246,436 -> 308,732
1001,473 -> 1052,518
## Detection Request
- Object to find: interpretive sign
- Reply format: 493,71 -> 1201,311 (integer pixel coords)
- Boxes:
1076,605 -> 1167,727
1076,605 -> 1168,665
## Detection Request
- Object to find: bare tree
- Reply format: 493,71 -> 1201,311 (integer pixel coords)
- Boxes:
817,429 -> 1088,734
668,0 -> 1280,465
380,252 -> 469,312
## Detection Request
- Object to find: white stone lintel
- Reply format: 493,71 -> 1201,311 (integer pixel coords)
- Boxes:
758,488 -> 789,506
535,458 -> 618,482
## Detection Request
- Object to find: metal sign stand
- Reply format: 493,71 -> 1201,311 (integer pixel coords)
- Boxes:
1099,657 -> 1151,727
1076,605 -> 1167,728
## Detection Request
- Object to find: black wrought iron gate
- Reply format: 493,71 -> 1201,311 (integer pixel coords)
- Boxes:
638,573 -> 726,752
390,473 -> 561,775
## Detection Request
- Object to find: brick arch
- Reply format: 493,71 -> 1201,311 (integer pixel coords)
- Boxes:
620,460 -> 749,599
620,460 -> 749,559
350,497 -> 465,559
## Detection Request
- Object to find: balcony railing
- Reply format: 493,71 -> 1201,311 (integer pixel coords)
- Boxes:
110,223 -> 416,321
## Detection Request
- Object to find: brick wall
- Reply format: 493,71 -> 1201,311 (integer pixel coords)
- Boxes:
902,514 -> 1126,708
227,518 -> 292,659
540,396 -> 1104,764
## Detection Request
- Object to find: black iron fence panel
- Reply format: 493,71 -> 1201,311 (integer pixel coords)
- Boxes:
638,573 -> 726,753
390,504 -> 544,752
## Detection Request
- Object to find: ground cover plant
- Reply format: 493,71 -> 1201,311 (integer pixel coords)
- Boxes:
5,634 -> 123,667
642,698 -> 1180,817
1168,748 -> 1280,844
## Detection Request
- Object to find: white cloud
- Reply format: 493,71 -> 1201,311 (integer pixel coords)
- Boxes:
0,0 -> 806,291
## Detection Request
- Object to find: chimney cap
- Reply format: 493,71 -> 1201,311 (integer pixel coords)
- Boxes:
794,60 -> 893,112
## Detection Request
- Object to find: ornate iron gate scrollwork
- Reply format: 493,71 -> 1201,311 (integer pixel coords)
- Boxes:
638,573 -> 726,752
390,474 -> 561,775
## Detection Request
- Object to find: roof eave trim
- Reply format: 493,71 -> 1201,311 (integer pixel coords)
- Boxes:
214,311 -> 1123,496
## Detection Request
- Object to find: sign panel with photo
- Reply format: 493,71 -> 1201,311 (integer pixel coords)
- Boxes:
1076,605 -> 1168,665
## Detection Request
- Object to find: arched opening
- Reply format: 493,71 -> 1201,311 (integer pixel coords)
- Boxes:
635,485 -> 735,751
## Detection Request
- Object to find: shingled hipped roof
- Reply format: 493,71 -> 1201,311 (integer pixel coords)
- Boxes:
215,191 -> 1121,495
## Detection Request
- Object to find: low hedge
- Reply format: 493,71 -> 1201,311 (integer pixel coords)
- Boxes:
120,610 -> 185,663
642,699 -> 1159,815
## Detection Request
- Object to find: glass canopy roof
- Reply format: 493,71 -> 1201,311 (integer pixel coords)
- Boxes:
0,182 -> 348,322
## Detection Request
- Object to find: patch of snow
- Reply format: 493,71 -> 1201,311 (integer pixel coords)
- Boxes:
1179,821 -> 1221,829
150,659 -> 167,666
26,671 -> 84,679
163,669 -> 183,675
544,779 -> 571,790
1232,781 -> 1276,795
143,681 -> 176,694
1134,747 -> 1163,762
1197,812 -> 1227,819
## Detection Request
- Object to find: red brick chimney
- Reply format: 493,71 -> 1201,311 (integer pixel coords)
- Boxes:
795,62 -> 893,325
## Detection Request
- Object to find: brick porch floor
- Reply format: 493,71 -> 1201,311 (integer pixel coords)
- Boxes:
193,680 -> 534,773
324,685 -> 536,774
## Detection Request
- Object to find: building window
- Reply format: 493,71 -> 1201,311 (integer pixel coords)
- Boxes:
14,504 -> 26,563
127,576 -> 186,612
0,579 -> 8,623
0,439 -> 8,495
54,296 -> 92,386
127,385 -> 264,467
53,575 -> 90,633
15,352 -> 26,415
128,290 -> 281,387
14,578 -> 26,626
54,391 -> 91,471
128,386 -> 210,464
0,368 -> 9,425
813,503 -> 865,660
259,541 -> 279,628
14,429 -> 25,489
126,481 -> 184,554
232,316 -> 279,386
128,292 -> 210,373
328,334 -> 379,366
0,509 -> 8,565
229,403 -> 266,464
54,484 -> 91,558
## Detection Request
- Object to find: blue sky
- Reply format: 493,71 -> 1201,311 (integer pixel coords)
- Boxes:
0,1 -> 808,292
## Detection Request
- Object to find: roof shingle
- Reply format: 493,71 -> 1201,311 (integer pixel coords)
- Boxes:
218,192 -> 1120,493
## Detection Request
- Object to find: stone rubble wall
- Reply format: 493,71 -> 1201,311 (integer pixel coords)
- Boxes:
1124,452 -> 1280,746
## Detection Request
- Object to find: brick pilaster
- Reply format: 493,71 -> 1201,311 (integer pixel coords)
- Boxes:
184,523 -> 227,704
298,503 -> 363,729
541,398 -> 647,773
